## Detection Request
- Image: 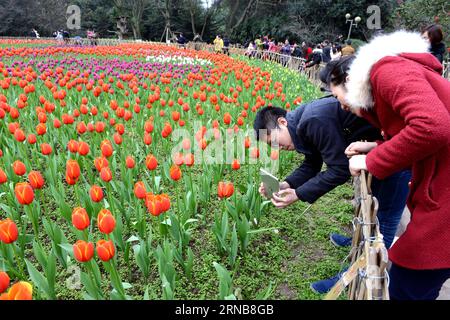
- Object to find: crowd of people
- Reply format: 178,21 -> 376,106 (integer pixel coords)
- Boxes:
243,35 -> 359,69
255,24 -> 449,300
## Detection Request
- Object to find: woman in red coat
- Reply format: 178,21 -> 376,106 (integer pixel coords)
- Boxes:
323,30 -> 450,300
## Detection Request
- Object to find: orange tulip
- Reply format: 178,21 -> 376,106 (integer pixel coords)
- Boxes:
218,182 -> 234,199
36,123 -> 46,136
145,193 -> 168,216
73,240 -> 94,262
96,240 -> 115,262
14,182 -> 34,205
100,140 -> 113,158
0,271 -> 9,294
94,156 -> 109,172
169,165 -> 182,181
0,218 -> 18,244
145,154 -> 158,170
2,281 -> 33,300
90,185 -> 104,202
28,171 -> 45,189
97,209 -> 116,234
12,160 -> 26,176
72,207 -> 90,231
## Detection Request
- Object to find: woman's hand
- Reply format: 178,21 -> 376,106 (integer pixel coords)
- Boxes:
349,155 -> 368,176
271,188 -> 299,208
345,141 -> 377,158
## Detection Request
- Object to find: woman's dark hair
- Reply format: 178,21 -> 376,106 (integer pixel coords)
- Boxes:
320,55 -> 356,86
253,106 -> 288,140
423,24 -> 443,45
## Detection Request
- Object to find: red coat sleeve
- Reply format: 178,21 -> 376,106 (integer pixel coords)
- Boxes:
365,58 -> 450,179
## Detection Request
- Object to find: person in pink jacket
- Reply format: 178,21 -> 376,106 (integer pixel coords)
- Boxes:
322,30 -> 450,300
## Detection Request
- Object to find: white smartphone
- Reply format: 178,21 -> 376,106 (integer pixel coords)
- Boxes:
260,168 -> 280,198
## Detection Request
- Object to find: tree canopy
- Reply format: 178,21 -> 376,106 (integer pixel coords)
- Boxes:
0,0 -> 447,45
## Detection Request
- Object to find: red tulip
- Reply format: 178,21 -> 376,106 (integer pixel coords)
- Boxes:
96,240 -> 115,262
90,185 -> 104,202
66,160 -> 80,180
0,219 -> 18,244
14,129 -> 26,142
66,174 -> 78,186
145,154 -> 158,170
72,207 -> 90,231
184,154 -> 195,167
73,240 -> 94,262
173,152 -> 184,166
100,167 -> 113,183
170,165 -> 182,181
28,171 -> 45,189
231,159 -> 240,170
40,143 -> 52,155
0,271 -> 9,294
12,160 -> 26,176
0,168 -> 7,184
270,150 -> 279,160
218,182 -> 234,199
125,156 -> 135,169
67,140 -> 79,153
250,147 -> 260,159
14,182 -> 34,205
100,140 -> 113,158
143,132 -> 152,145
97,209 -> 116,234
134,181 -> 147,199
78,141 -> 90,156
182,139 -> 191,150
27,134 -> 37,145
223,112 -> 232,125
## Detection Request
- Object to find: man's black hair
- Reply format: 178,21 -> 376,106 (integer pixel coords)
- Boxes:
253,106 -> 288,140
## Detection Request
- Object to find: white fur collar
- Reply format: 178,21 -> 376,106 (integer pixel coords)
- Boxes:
345,30 -> 430,110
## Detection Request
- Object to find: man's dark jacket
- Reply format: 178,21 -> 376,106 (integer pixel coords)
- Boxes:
284,97 -> 381,203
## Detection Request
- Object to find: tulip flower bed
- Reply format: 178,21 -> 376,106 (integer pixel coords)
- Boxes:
0,42 -> 353,300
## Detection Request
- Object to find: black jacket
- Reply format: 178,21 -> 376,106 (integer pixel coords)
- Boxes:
430,42 -> 446,64
322,46 -> 332,63
284,97 -> 381,203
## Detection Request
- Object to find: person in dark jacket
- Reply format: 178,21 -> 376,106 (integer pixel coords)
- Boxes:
422,24 -> 446,64
322,40 -> 332,63
305,44 -> 323,68
254,95 -> 411,294
254,97 -> 381,205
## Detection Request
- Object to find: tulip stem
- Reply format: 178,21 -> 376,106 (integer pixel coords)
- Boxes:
86,260 -> 102,300
107,260 -> 126,299
25,205 -> 39,238
12,243 -> 25,279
